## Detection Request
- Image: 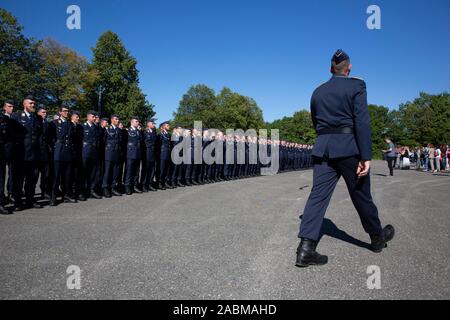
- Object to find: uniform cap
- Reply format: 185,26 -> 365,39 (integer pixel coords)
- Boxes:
332,49 -> 350,64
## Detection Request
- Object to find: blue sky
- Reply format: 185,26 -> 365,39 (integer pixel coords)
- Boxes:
2,0 -> 449,122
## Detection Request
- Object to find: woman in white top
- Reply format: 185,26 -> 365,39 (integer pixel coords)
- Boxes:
435,147 -> 441,172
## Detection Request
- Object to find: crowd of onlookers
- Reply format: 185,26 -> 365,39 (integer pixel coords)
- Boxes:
384,142 -> 449,172
411,145 -> 450,172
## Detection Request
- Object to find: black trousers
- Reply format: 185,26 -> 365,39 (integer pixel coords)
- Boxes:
124,159 -> 140,187
102,160 -> 120,189
183,163 -> 192,182
299,156 -> 382,241
72,158 -> 84,196
0,159 -> 6,204
141,160 -> 156,187
169,163 -> 181,184
37,160 -> 50,195
158,158 -> 170,186
53,161 -> 73,198
1,160 -> 13,198
95,156 -> 104,191
386,157 -> 395,176
83,157 -> 98,193
13,160 -> 39,204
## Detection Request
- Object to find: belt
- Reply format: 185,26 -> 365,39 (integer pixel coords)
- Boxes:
317,127 -> 354,135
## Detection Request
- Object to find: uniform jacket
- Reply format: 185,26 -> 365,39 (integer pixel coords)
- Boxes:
82,122 -> 102,160
143,129 -> 157,162
126,127 -> 142,160
104,125 -> 122,162
49,119 -> 76,162
11,111 -> 42,161
311,75 -> 372,160
38,117 -> 51,162
157,131 -> 171,161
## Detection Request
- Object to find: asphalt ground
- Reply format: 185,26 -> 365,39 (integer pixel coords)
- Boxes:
0,160 -> 449,299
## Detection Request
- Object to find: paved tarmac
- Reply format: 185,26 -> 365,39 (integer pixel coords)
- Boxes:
0,160 -> 449,299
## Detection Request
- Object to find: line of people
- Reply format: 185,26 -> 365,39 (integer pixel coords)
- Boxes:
0,96 -> 313,214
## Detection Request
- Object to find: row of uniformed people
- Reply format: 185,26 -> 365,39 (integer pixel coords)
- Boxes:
0,96 -> 312,213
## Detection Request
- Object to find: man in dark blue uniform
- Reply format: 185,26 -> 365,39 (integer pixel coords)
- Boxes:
49,106 -> 77,206
296,50 -> 395,268
11,96 -> 43,210
1,100 -> 15,208
124,116 -> 143,195
36,106 -> 52,200
102,114 -> 123,198
182,128 -> 193,186
71,111 -> 86,201
191,127 -> 203,185
168,124 -> 184,188
0,112 -> 11,214
141,118 -> 157,192
156,121 -> 172,190
82,111 -> 103,199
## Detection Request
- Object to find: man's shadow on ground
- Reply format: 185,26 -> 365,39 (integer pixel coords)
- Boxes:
300,215 -> 371,250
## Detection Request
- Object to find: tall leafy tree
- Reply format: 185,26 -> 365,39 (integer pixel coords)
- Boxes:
215,87 -> 264,131
368,104 -> 390,159
0,8 -> 42,104
88,31 -> 153,120
173,85 -> 265,131
173,84 -> 217,127
268,110 -> 316,144
37,38 -> 98,113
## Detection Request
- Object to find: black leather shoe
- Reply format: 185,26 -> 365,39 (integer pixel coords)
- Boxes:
90,191 -> 102,199
26,202 -> 43,209
78,194 -> 87,201
0,206 -> 10,215
103,188 -> 112,198
177,182 -> 185,187
295,238 -> 328,268
125,187 -> 132,195
49,197 -> 57,206
185,182 -> 192,186
148,186 -> 157,191
14,204 -> 24,212
41,192 -> 51,200
112,189 -> 122,196
64,196 -> 77,203
191,181 -> 199,185
370,225 -> 395,253
133,187 -> 143,194
142,186 -> 149,193
158,183 -> 166,190
166,183 -> 175,189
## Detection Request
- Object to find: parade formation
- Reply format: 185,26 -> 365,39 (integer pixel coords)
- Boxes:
0,97 -> 313,214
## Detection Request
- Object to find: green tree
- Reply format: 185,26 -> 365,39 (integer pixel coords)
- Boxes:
173,85 -> 264,131
37,38 -> 98,113
215,87 -> 264,131
268,110 -> 315,144
368,104 -> 390,159
0,8 -> 42,104
87,31 -> 153,120
173,84 -> 217,127
385,92 -> 450,147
